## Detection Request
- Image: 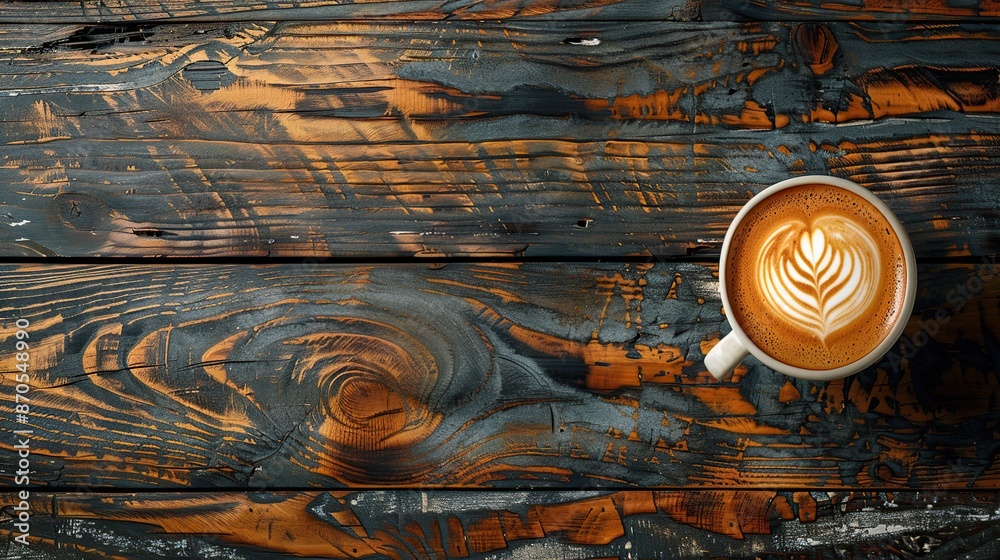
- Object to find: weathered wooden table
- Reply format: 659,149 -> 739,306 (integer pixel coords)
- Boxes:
1,1 -> 999,558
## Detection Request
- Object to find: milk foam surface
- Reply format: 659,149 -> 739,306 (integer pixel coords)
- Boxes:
726,185 -> 907,370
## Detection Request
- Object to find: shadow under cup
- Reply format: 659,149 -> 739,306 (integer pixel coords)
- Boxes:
714,177 -> 916,381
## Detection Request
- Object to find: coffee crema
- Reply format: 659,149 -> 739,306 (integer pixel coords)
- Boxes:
726,184 -> 907,370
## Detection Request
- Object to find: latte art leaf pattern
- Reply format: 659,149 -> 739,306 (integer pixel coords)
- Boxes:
757,217 -> 881,342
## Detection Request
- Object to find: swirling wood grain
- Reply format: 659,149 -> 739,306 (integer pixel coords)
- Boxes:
0,262 -> 997,490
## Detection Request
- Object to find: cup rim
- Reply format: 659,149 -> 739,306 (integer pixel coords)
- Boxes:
717,175 -> 917,381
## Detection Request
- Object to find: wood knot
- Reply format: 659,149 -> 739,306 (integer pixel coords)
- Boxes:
49,192 -> 116,231
197,301 -> 495,486
792,24 -> 839,76
326,375 -> 407,442
182,61 -> 236,92
291,325 -> 445,457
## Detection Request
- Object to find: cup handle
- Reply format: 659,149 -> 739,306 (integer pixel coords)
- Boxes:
705,332 -> 749,381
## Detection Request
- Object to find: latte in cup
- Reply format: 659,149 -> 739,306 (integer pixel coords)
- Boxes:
725,184 -> 909,370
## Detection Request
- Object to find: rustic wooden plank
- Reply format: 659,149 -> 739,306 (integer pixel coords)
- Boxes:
1,21 -> 998,259
1,0 -> 998,23
0,0 -> 695,23
0,22 -> 1000,258
0,262 -> 997,490
703,0 -> 1000,22
1,490 -> 999,558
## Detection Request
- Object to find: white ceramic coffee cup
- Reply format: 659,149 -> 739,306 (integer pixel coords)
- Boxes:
705,175 -> 917,381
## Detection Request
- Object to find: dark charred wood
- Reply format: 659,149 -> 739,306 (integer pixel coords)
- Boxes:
0,262 -> 997,490
0,22 -> 998,259
2,490 -> 999,559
